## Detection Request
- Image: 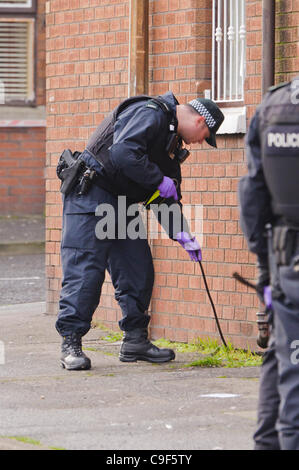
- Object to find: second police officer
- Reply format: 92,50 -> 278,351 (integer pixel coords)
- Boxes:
239,76 -> 299,450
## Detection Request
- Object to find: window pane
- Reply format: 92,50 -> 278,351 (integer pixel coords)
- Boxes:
212,0 -> 246,103
0,18 -> 35,104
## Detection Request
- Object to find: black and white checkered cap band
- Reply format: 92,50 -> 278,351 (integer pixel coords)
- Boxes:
188,100 -> 216,129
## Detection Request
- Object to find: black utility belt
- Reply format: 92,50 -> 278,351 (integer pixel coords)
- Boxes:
57,149 -> 100,196
273,225 -> 299,266
57,148 -> 118,197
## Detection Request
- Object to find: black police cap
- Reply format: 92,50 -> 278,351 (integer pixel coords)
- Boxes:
188,98 -> 224,148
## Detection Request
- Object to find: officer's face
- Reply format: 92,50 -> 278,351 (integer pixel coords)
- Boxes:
179,115 -> 210,145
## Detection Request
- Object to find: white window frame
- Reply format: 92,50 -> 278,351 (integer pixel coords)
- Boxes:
211,0 -> 247,134
0,17 -> 35,105
1,1 -> 32,7
0,0 -> 36,13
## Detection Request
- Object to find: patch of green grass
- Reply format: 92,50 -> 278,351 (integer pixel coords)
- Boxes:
92,323 -> 262,368
186,356 -> 223,368
91,321 -> 123,342
153,337 -> 262,368
1,436 -> 66,450
102,332 -> 123,343
219,342 -> 263,368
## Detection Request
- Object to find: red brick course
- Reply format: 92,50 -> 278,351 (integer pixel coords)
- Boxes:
0,127 -> 46,215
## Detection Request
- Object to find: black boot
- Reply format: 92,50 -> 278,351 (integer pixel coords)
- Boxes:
119,328 -> 175,363
60,333 -> 91,370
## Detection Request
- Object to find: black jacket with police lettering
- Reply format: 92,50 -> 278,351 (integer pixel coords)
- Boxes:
238,77 -> 299,257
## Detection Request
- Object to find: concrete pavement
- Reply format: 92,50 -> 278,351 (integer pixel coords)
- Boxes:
0,216 -> 45,255
0,216 -> 45,306
0,216 -> 261,452
0,301 -> 260,451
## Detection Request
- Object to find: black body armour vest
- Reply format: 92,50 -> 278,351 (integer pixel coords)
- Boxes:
260,80 -> 299,224
86,95 -> 176,182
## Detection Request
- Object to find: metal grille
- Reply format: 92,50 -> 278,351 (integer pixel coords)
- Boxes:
212,0 -> 246,103
0,19 -> 34,104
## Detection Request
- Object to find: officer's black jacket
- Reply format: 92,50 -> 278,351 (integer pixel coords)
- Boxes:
238,81 -> 298,257
74,91 -> 189,239
87,91 -> 182,202
238,107 -> 274,257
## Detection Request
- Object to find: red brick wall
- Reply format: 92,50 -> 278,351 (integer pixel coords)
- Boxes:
0,0 -> 46,216
0,127 -> 45,215
146,1 -> 248,345
45,0 -> 299,350
275,1 -> 299,83
245,0 -> 262,121
45,0 -> 130,313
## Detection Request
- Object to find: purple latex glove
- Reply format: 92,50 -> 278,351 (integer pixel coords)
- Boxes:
176,231 -> 202,262
264,285 -> 272,310
158,176 -> 178,201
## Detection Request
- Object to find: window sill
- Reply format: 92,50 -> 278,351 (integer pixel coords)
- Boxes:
217,106 -> 246,135
0,105 -> 46,127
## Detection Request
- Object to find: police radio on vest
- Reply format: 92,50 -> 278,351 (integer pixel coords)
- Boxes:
268,132 -> 299,148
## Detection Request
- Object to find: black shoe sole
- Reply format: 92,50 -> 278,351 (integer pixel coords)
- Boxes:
119,352 -> 175,363
60,360 -> 91,371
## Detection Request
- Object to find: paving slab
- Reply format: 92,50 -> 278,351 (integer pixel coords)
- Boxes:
0,216 -> 45,255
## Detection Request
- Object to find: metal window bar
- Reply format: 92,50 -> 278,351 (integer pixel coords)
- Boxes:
212,0 -> 246,103
0,18 -> 34,104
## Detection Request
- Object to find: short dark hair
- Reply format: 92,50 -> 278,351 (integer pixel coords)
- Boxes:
184,103 -> 200,116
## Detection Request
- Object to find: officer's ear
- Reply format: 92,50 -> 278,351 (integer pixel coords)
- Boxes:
196,115 -> 206,128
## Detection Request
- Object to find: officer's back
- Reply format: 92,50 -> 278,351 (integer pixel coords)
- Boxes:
258,79 -> 299,225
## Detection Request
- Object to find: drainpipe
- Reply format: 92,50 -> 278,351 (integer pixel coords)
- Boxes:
128,0 -> 149,96
262,0 -> 275,95
128,1 -> 152,321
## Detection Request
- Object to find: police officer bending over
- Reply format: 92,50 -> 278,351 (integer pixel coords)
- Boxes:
239,77 -> 299,450
56,92 -> 224,371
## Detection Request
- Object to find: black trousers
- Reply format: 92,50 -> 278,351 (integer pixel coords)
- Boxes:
56,187 -> 154,337
254,245 -> 299,450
